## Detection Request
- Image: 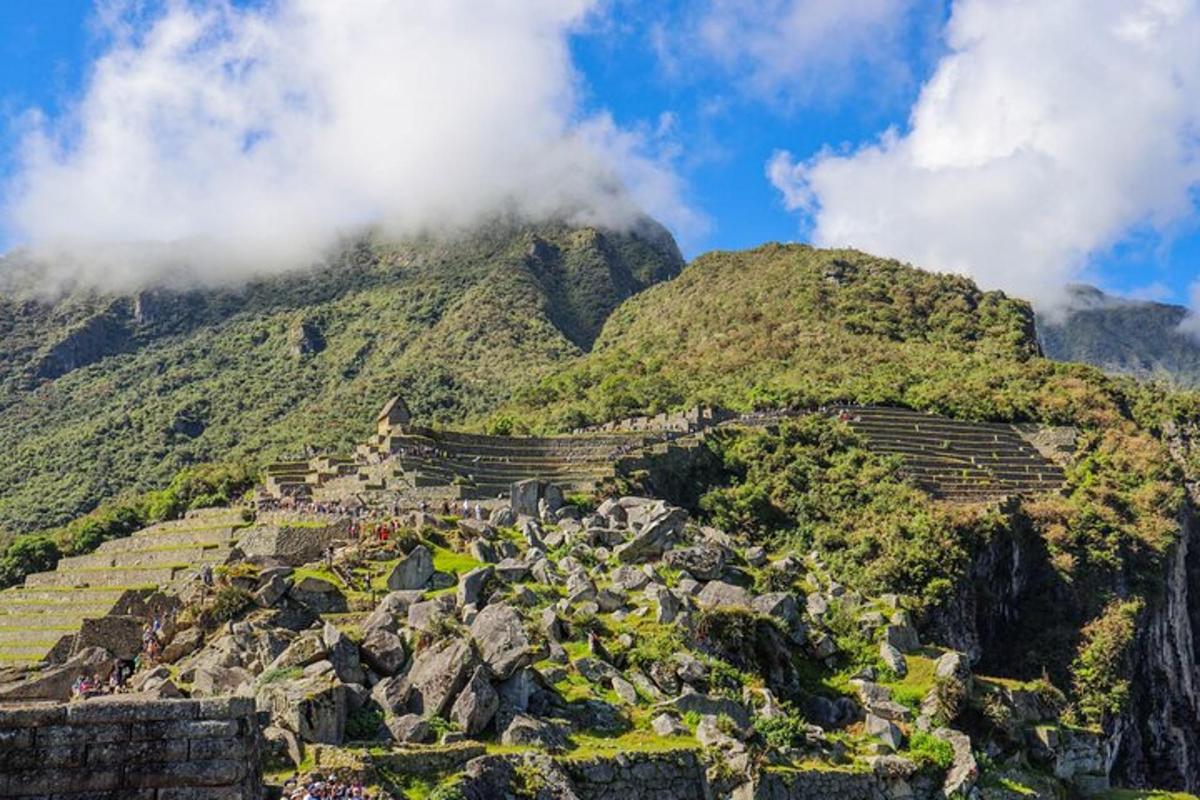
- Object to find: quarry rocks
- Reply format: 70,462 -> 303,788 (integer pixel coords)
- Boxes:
400,637 -> 477,718
470,603 -> 536,680
388,544 -> 434,590
615,507 -> 688,563
451,665 -> 499,735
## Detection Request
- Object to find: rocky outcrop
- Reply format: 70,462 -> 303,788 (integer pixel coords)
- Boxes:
1111,501 -> 1200,791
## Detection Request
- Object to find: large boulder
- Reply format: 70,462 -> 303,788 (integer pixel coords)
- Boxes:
257,662 -> 349,744
695,580 -> 752,609
664,544 -> 726,581
361,627 -> 408,676
161,626 -> 205,664
511,480 -> 542,518
615,507 -> 688,563
399,638 -> 478,718
470,604 -> 537,680
500,714 -> 570,751
323,622 -> 365,685
451,665 -> 500,735
387,713 -> 434,744
387,545 -> 435,591
458,566 -> 495,608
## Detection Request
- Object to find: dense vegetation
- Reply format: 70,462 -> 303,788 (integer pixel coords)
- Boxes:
0,219 -> 682,532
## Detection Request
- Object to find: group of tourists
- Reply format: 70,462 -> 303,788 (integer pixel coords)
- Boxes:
70,660 -> 133,699
281,775 -> 389,800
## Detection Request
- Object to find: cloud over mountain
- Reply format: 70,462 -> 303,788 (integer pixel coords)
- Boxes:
1,0 -> 697,291
769,0 -> 1200,309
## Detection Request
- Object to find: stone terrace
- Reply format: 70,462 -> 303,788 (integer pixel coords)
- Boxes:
1,509 -> 248,666
266,427 -> 666,503
839,405 -> 1067,501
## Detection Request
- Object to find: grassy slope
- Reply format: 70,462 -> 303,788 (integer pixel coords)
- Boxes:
0,220 -> 682,533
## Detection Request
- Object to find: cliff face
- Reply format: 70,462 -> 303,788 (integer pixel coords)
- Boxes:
1111,501 -> 1200,791
929,499 -> 1200,793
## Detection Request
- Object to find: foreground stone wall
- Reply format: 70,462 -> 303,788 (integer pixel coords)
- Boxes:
562,750 -> 708,800
0,696 -> 262,799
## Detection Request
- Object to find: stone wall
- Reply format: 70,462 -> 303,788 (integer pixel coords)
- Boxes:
0,696 -> 262,799
561,750 -> 708,800
753,766 -> 939,800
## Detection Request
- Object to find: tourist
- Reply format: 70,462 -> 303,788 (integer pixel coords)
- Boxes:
474,503 -> 483,520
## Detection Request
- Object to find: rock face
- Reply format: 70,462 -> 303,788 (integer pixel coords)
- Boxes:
388,544 -> 435,590
1113,502 -> 1200,791
470,604 -> 536,680
399,638 -> 478,718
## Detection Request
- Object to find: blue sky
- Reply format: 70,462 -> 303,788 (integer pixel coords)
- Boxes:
1,1 -> 1198,309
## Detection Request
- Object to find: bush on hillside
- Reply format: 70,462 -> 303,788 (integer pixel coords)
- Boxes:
0,535 -> 60,587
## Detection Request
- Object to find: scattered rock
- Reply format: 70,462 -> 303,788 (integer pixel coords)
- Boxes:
500,713 -> 569,751
387,544 -> 435,591
664,544 -> 726,581
696,580 -> 752,609
470,603 -> 536,680
451,665 -> 500,735
651,713 -> 689,737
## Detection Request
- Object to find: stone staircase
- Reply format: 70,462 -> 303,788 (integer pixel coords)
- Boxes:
0,509 -> 247,666
839,406 -> 1067,501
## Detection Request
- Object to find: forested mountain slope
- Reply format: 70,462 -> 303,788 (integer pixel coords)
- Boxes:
1037,283 -> 1200,387
0,219 -> 682,532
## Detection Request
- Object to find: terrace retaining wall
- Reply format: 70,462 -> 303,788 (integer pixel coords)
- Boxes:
0,696 -> 262,799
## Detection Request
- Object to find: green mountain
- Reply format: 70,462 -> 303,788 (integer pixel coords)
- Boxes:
1037,284 -> 1200,386
0,219 -> 683,533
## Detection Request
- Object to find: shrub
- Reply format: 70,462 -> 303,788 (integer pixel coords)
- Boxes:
345,706 -> 384,741
211,586 -> 254,623
1071,598 -> 1144,725
753,711 -> 808,750
907,730 -> 954,772
0,535 -> 60,586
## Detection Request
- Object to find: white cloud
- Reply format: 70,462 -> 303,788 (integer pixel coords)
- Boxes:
1,0 -> 701,291
663,0 -> 921,105
771,0 -> 1200,309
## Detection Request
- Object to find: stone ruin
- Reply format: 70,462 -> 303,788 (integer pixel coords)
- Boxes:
262,396 -> 1069,507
